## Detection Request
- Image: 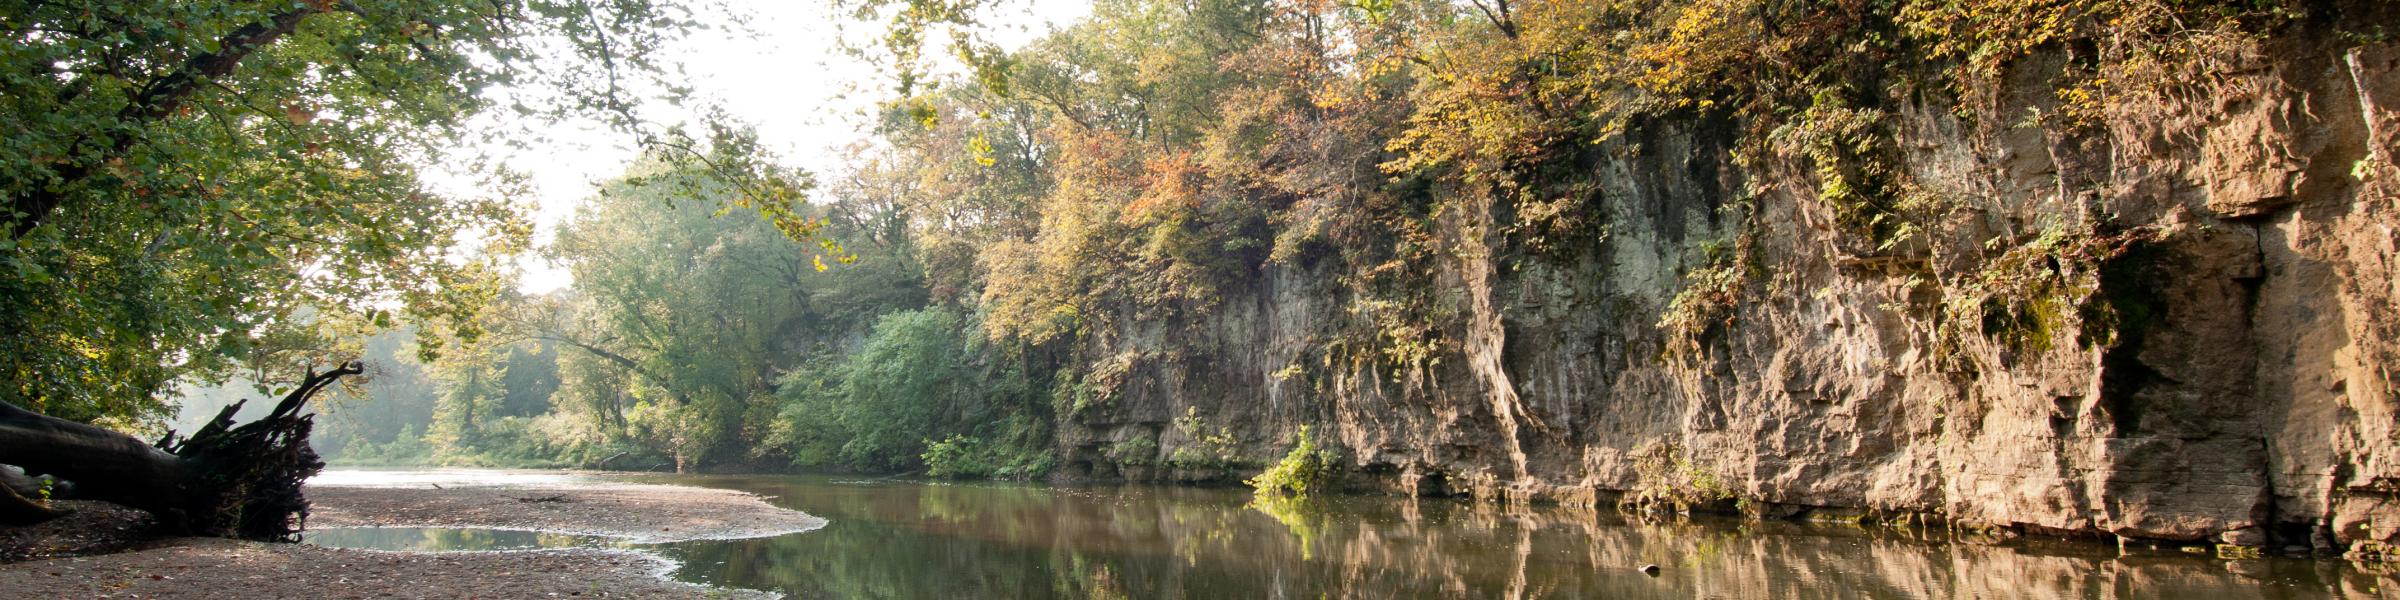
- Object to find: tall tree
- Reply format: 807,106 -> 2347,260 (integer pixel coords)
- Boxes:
0,0 -> 810,425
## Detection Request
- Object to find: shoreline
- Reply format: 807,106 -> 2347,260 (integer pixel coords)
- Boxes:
305,474 -> 827,543
0,470 -> 824,598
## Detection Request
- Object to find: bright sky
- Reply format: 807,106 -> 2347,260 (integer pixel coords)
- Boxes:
469,0 -> 1093,294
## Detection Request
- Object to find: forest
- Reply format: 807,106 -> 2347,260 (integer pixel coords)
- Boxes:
10,0 -> 2400,595
10,0 -> 2373,482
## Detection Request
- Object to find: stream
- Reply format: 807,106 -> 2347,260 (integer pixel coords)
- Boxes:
306,471 -> 2397,598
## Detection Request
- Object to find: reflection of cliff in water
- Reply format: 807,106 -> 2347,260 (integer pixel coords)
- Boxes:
644,474 -> 2395,599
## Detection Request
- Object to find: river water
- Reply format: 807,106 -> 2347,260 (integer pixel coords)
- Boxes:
308,471 -> 2397,598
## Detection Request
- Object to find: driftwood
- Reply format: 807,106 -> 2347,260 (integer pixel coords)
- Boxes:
0,361 -> 359,541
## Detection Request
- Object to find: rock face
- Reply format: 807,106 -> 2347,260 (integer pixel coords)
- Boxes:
1052,27 -> 2400,556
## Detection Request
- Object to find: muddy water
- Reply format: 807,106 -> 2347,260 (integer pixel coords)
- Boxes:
303,471 -> 2397,598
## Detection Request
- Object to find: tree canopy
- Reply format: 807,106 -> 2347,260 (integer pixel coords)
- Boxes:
0,0 -> 813,424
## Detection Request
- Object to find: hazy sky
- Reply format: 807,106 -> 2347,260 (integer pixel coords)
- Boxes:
461,0 -> 1093,293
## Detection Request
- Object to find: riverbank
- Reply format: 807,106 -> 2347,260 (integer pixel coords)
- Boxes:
0,470 -> 824,598
0,538 -> 768,599
307,476 -> 827,542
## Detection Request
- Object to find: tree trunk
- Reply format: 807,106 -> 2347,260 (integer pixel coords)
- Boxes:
0,362 -> 357,541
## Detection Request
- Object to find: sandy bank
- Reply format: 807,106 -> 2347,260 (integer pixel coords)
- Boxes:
307,478 -> 826,543
0,471 -> 824,598
0,537 -> 770,599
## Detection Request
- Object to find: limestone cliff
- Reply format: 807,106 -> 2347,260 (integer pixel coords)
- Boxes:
1051,18 -> 2400,557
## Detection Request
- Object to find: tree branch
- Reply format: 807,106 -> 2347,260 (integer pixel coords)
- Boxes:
1467,0 -> 1518,38
9,6 -> 323,238
536,333 -> 690,406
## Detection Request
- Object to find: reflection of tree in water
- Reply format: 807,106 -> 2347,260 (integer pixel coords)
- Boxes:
418,527 -> 492,549
1050,555 -> 1131,600
1246,493 -> 1323,560
1163,498 -> 1242,567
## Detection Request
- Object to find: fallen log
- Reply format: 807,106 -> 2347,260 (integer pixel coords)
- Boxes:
0,361 -> 359,541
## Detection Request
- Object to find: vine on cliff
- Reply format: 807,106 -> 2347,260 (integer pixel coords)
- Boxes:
1938,224 -> 2166,366
1661,229 -> 1763,367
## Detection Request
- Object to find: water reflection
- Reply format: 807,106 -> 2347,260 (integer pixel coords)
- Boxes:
644,474 -> 2399,599
304,527 -> 623,552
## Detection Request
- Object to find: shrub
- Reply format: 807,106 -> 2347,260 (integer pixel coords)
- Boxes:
1168,407 -> 1240,470
333,425 -> 436,466
1104,433 -> 1158,466
1625,442 -> 1736,515
922,434 -> 1056,480
1247,425 -> 1337,498
923,435 -> 996,478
